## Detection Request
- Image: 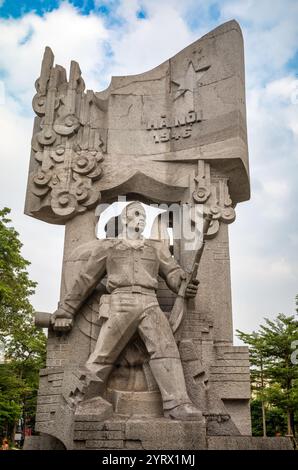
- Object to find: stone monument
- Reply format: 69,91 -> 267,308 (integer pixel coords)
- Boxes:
23,21 -> 292,450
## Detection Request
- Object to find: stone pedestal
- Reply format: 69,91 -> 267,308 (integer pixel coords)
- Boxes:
73,417 -> 207,450
24,431 -> 294,451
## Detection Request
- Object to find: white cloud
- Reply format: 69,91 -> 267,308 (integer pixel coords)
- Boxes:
232,250 -> 297,284
266,77 -> 298,101
221,0 -> 297,27
218,1 -> 298,91
0,2 -> 108,107
262,180 -> 290,200
106,1 -> 195,77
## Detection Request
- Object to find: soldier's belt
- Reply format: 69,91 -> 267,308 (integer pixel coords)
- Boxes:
111,286 -> 156,295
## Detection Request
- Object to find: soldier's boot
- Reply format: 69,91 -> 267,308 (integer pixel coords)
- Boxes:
149,357 -> 204,421
164,403 -> 204,421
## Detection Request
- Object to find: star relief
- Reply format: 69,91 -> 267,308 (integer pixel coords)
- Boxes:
172,60 -> 210,101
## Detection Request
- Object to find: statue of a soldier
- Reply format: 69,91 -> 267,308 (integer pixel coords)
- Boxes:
52,202 -> 203,421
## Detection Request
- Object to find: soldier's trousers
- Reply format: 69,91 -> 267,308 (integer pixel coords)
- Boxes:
86,291 -> 191,410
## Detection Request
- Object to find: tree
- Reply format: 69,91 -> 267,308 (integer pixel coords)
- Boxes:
236,330 -> 268,436
1,207 -> 36,350
238,304 -> 298,437
0,207 -> 46,443
250,399 -> 287,436
0,363 -> 25,440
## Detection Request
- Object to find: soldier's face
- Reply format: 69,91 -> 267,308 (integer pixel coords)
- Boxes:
126,205 -> 146,234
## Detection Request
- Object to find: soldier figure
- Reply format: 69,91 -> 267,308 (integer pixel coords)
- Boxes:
52,202 -> 202,420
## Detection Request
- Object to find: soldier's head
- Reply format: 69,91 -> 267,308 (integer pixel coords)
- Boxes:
120,202 -> 146,239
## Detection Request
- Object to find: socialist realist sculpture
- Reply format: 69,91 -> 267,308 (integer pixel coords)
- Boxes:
52,202 -> 202,420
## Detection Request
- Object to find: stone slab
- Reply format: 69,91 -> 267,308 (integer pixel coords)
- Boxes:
125,417 -> 206,450
207,436 -> 294,450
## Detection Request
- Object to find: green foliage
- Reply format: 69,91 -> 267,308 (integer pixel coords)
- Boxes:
237,305 -> 298,436
250,399 -> 287,436
0,208 -> 46,440
0,364 -> 24,435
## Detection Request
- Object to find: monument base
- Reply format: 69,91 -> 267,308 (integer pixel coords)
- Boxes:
24,426 -> 294,451
72,416 -> 207,450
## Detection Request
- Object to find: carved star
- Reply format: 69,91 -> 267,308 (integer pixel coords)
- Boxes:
172,60 -> 210,101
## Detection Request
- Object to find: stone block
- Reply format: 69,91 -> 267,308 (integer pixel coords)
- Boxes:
207,436 -> 294,450
125,440 -> 143,450
125,418 -> 206,450
86,439 -> 124,449
37,394 -> 60,405
74,430 -> 106,441
74,421 -> 105,431
36,403 -> 58,414
75,397 -> 113,422
104,419 -> 127,431
74,429 -> 124,441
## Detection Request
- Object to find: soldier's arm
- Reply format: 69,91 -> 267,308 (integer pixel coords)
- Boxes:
157,243 -> 199,298
157,243 -> 185,294
52,242 -> 107,332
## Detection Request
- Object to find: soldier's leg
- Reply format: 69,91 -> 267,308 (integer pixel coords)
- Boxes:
138,303 -> 203,420
76,293 -> 142,401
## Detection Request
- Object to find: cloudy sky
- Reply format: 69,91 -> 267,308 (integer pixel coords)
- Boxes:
0,0 -> 297,339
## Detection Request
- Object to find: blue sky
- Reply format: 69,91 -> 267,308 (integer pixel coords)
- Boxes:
0,1 -> 98,17
0,0 -> 219,23
0,0 -> 297,337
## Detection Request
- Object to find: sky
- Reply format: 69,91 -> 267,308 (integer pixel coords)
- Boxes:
0,0 -> 297,340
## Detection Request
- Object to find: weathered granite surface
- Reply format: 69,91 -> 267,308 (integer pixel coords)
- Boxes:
23,20 -> 257,450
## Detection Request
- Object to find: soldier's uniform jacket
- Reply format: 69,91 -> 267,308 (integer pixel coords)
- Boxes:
60,238 -> 184,316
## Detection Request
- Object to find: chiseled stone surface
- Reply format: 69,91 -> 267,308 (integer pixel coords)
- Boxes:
24,20 -> 256,450
108,390 -> 163,416
75,396 -> 113,422
25,20 -> 249,225
24,432 -> 294,451
125,418 -> 206,450
207,436 -> 294,450
72,417 -> 207,450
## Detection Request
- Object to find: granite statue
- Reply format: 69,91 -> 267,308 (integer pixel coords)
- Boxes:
52,201 -> 202,421
23,21 -> 293,450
